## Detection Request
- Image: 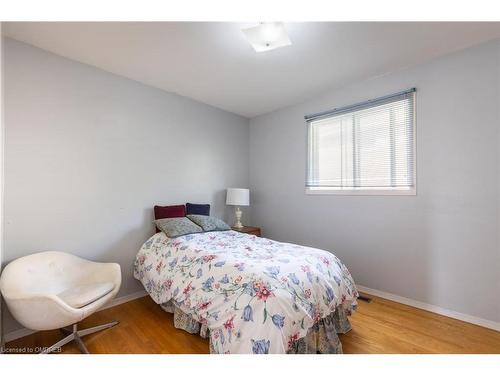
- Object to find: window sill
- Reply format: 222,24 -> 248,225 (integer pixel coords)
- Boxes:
305,187 -> 416,196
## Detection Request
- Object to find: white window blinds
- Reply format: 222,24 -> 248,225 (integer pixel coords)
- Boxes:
306,89 -> 415,193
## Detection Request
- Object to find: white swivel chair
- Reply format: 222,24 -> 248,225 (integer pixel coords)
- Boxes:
0,251 -> 121,354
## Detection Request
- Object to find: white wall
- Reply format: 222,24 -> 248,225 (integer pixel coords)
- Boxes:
249,39 -> 500,323
0,25 -> 6,349
2,38 -> 249,334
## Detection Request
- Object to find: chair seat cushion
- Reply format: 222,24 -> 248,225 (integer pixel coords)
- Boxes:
57,282 -> 114,309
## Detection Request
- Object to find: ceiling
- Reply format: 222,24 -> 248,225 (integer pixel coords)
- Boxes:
3,22 -> 500,118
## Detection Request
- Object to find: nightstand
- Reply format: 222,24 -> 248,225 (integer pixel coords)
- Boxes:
231,226 -> 261,237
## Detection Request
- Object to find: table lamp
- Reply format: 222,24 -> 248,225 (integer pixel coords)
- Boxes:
226,188 -> 250,229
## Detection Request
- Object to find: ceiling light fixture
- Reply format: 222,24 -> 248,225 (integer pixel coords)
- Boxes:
241,22 -> 292,52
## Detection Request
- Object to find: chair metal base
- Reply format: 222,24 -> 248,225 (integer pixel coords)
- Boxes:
40,321 -> 119,354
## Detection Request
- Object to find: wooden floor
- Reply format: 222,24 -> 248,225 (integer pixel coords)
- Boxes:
6,294 -> 500,354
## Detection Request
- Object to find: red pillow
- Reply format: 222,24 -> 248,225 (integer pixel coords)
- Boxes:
154,205 -> 186,233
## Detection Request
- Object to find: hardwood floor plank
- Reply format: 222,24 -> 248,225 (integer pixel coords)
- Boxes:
6,294 -> 500,354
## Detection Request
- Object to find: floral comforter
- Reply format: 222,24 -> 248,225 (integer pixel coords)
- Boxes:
134,230 -> 358,354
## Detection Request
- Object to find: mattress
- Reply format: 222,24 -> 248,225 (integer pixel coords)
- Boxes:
134,230 -> 358,354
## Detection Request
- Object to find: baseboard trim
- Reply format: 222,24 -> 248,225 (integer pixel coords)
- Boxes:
5,289 -> 149,343
101,290 -> 148,310
357,285 -> 500,332
4,327 -> 33,344
7,286 -> 499,342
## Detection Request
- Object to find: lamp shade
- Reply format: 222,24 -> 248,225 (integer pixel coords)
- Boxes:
226,188 -> 250,206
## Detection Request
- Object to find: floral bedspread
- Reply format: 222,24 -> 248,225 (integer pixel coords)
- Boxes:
134,230 -> 358,354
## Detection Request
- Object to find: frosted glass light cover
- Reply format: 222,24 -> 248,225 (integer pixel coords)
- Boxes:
241,23 -> 292,52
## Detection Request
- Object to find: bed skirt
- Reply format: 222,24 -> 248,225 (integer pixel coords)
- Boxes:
161,301 -> 352,354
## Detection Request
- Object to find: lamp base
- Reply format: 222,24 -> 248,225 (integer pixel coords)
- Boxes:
234,207 -> 243,228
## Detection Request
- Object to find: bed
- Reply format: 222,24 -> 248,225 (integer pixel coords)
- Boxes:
134,230 -> 358,354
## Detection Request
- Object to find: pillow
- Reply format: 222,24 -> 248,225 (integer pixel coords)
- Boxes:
186,203 -> 210,216
154,204 -> 186,219
187,214 -> 231,232
155,217 -> 203,238
154,204 -> 186,233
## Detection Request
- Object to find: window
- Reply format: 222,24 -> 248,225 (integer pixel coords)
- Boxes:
306,89 -> 416,195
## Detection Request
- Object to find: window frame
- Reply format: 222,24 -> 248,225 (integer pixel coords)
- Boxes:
305,90 -> 417,196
